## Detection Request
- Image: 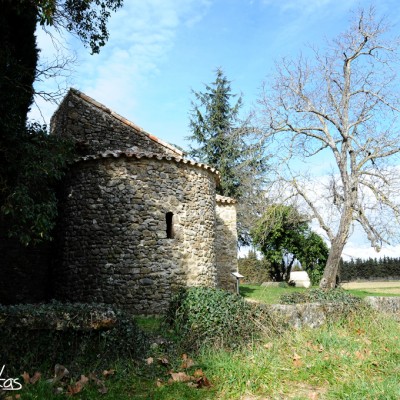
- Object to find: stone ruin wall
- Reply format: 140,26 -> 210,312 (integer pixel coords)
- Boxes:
50,89 -> 181,157
54,156 -> 218,314
215,199 -> 238,291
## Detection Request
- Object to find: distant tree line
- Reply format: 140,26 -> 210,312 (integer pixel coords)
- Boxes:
340,257 -> 400,281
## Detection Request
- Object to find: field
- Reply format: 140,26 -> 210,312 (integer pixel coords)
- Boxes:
240,281 -> 400,304
342,281 -> 400,289
342,280 -> 400,298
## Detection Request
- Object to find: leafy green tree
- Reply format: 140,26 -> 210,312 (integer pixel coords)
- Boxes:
1,124 -> 74,245
251,204 -> 329,283
301,232 -> 329,285
187,68 -> 268,244
0,0 -> 123,245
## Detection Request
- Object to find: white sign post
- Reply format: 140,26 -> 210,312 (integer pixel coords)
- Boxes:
231,271 -> 244,295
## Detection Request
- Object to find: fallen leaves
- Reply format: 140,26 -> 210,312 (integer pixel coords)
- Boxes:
169,368 -> 212,388
157,357 -> 170,366
102,369 -> 115,378
21,371 -> 41,385
17,364 -> 114,396
67,375 -> 89,396
181,353 -> 195,369
192,369 -> 212,389
65,370 -> 114,395
169,371 -> 192,383
4,395 -> 21,400
305,341 -> 324,353
146,357 -> 154,365
146,353 -> 211,390
292,352 -> 303,368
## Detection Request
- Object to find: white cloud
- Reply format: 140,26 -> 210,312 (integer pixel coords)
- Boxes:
30,0 -> 212,125
343,242 -> 400,261
76,0 -> 212,117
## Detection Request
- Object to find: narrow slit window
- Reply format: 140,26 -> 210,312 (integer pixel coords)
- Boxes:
166,212 -> 174,239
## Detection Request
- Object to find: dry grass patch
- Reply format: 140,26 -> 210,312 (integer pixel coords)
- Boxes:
341,281 -> 400,290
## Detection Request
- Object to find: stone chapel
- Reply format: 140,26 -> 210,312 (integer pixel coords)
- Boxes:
49,88 -> 238,314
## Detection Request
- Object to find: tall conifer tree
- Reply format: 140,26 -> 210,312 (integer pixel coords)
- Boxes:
187,68 -> 268,244
188,68 -> 243,198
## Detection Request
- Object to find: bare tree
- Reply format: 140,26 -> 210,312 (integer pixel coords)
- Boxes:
257,7 -> 400,288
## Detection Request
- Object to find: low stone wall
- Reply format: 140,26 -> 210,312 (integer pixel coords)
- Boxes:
253,297 -> 400,328
0,305 -> 117,330
364,296 -> 400,316
259,303 -> 349,329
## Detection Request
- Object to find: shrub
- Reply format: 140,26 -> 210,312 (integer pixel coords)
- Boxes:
307,267 -> 324,286
238,254 -> 272,284
280,288 -> 363,307
166,287 -> 260,350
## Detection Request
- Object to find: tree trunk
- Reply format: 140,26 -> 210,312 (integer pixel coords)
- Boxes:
319,238 -> 345,288
284,254 -> 295,283
0,1 -> 38,123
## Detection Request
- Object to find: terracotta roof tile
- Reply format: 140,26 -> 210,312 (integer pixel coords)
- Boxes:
216,194 -> 237,204
76,150 -> 221,181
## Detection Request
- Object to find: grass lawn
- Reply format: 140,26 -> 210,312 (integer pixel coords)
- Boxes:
344,281 -> 400,298
240,283 -> 306,304
346,288 -> 400,298
17,308 -> 400,399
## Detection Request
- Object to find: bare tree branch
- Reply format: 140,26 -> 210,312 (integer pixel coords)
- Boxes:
257,6 -> 400,288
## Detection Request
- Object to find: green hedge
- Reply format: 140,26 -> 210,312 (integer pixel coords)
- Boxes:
238,255 -> 272,284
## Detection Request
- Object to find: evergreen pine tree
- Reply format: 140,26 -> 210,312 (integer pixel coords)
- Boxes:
188,68 -> 268,244
188,68 -> 243,198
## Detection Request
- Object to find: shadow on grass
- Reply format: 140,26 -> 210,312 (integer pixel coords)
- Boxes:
239,283 -> 307,304
239,285 -> 258,297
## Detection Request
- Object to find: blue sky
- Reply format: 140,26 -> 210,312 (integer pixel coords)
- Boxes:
33,0 -> 400,147
31,0 -> 400,259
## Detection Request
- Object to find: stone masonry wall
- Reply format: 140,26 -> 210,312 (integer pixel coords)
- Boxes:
50,89 -> 182,157
54,156 -> 217,314
215,198 -> 238,291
